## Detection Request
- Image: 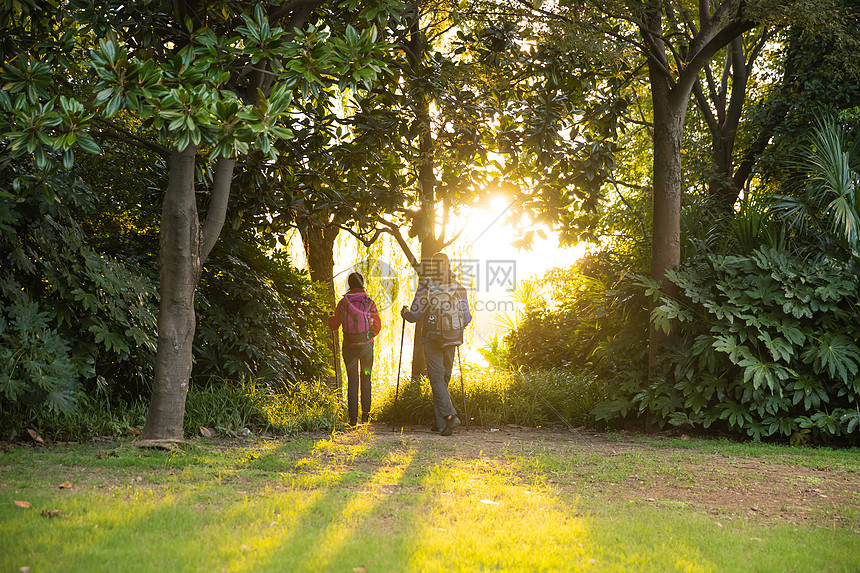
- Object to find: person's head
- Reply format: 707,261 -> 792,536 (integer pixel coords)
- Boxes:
429,252 -> 451,283
347,271 -> 364,290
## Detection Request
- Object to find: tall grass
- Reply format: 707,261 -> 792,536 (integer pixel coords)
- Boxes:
10,366 -> 605,442
17,397 -> 149,442
374,368 -> 605,428
10,378 -> 341,442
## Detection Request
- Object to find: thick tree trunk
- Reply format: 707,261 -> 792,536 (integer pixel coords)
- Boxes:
409,83 -> 440,381
141,150 -> 235,443
647,62 -> 689,376
406,4 -> 440,383
300,223 -> 342,390
141,146 -> 201,442
640,2 -> 754,376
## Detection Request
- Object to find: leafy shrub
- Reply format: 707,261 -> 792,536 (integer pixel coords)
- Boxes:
602,247 -> 860,444
11,379 -> 340,442
0,189 -> 158,432
505,250 -> 649,373
0,167 -> 330,438
194,241 -> 330,390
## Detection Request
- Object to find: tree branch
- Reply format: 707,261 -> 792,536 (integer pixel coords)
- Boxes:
94,117 -> 170,158
692,77 -> 718,133
200,156 -> 235,263
336,223 -> 383,248
612,179 -> 649,240
512,0 -> 574,25
377,217 -> 420,270
440,226 -> 464,249
679,18 -> 757,100
723,37 -> 749,131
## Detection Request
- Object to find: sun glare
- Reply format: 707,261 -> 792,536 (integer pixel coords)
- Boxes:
490,194 -> 510,212
443,193 -> 586,343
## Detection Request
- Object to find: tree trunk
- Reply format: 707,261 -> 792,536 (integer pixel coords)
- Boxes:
647,46 -> 690,376
141,146 -> 201,442
409,232 -> 443,381
300,223 -> 342,390
639,2 -> 754,376
708,127 -> 739,212
409,87 -> 441,381
407,4 -> 440,382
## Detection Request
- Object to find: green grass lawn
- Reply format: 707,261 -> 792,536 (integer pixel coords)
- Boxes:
1,426 -> 858,572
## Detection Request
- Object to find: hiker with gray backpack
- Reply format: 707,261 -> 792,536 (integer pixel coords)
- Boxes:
401,252 -> 472,436
329,272 -> 381,427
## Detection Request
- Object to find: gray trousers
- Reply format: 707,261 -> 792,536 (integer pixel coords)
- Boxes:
424,341 -> 458,428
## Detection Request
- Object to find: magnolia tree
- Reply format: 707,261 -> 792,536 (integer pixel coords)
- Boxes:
1,0 -> 399,443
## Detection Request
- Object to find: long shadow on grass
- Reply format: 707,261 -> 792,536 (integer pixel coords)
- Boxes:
8,438 -> 370,572
245,429 -> 428,571
258,429 -> 599,572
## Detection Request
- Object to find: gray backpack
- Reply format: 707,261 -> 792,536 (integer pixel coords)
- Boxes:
424,280 -> 464,346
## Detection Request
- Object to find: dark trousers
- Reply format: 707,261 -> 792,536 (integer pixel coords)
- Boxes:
343,343 -> 373,424
423,341 -> 457,429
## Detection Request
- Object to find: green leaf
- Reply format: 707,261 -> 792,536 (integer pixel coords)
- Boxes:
76,134 -> 101,155
0,374 -> 29,400
760,332 -> 794,363
807,334 -> 860,383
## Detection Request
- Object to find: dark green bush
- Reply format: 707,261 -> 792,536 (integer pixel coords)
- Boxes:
193,239 -> 331,391
0,165 -> 330,439
0,189 -> 159,433
597,247 -> 860,444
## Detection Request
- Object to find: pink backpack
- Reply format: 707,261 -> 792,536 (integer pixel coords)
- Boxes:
342,292 -> 373,345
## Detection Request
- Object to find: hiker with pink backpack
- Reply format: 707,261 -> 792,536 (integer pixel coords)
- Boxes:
329,272 -> 382,427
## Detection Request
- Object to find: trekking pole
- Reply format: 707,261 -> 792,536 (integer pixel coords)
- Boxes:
457,345 -> 468,430
392,314 -> 406,432
329,324 -> 343,393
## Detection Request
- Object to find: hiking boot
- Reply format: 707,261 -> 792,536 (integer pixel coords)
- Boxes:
440,416 -> 460,436
430,425 -> 442,433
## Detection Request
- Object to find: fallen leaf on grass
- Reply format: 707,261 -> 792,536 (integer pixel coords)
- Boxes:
41,509 -> 61,518
14,500 -> 32,508
26,429 -> 44,444
480,499 -> 499,505
126,427 -> 141,436
20,567 -> 30,572
200,426 -> 217,438
353,567 -> 367,572
59,481 -> 72,489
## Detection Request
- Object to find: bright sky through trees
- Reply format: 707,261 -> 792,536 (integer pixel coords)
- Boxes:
296,194 -> 586,370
